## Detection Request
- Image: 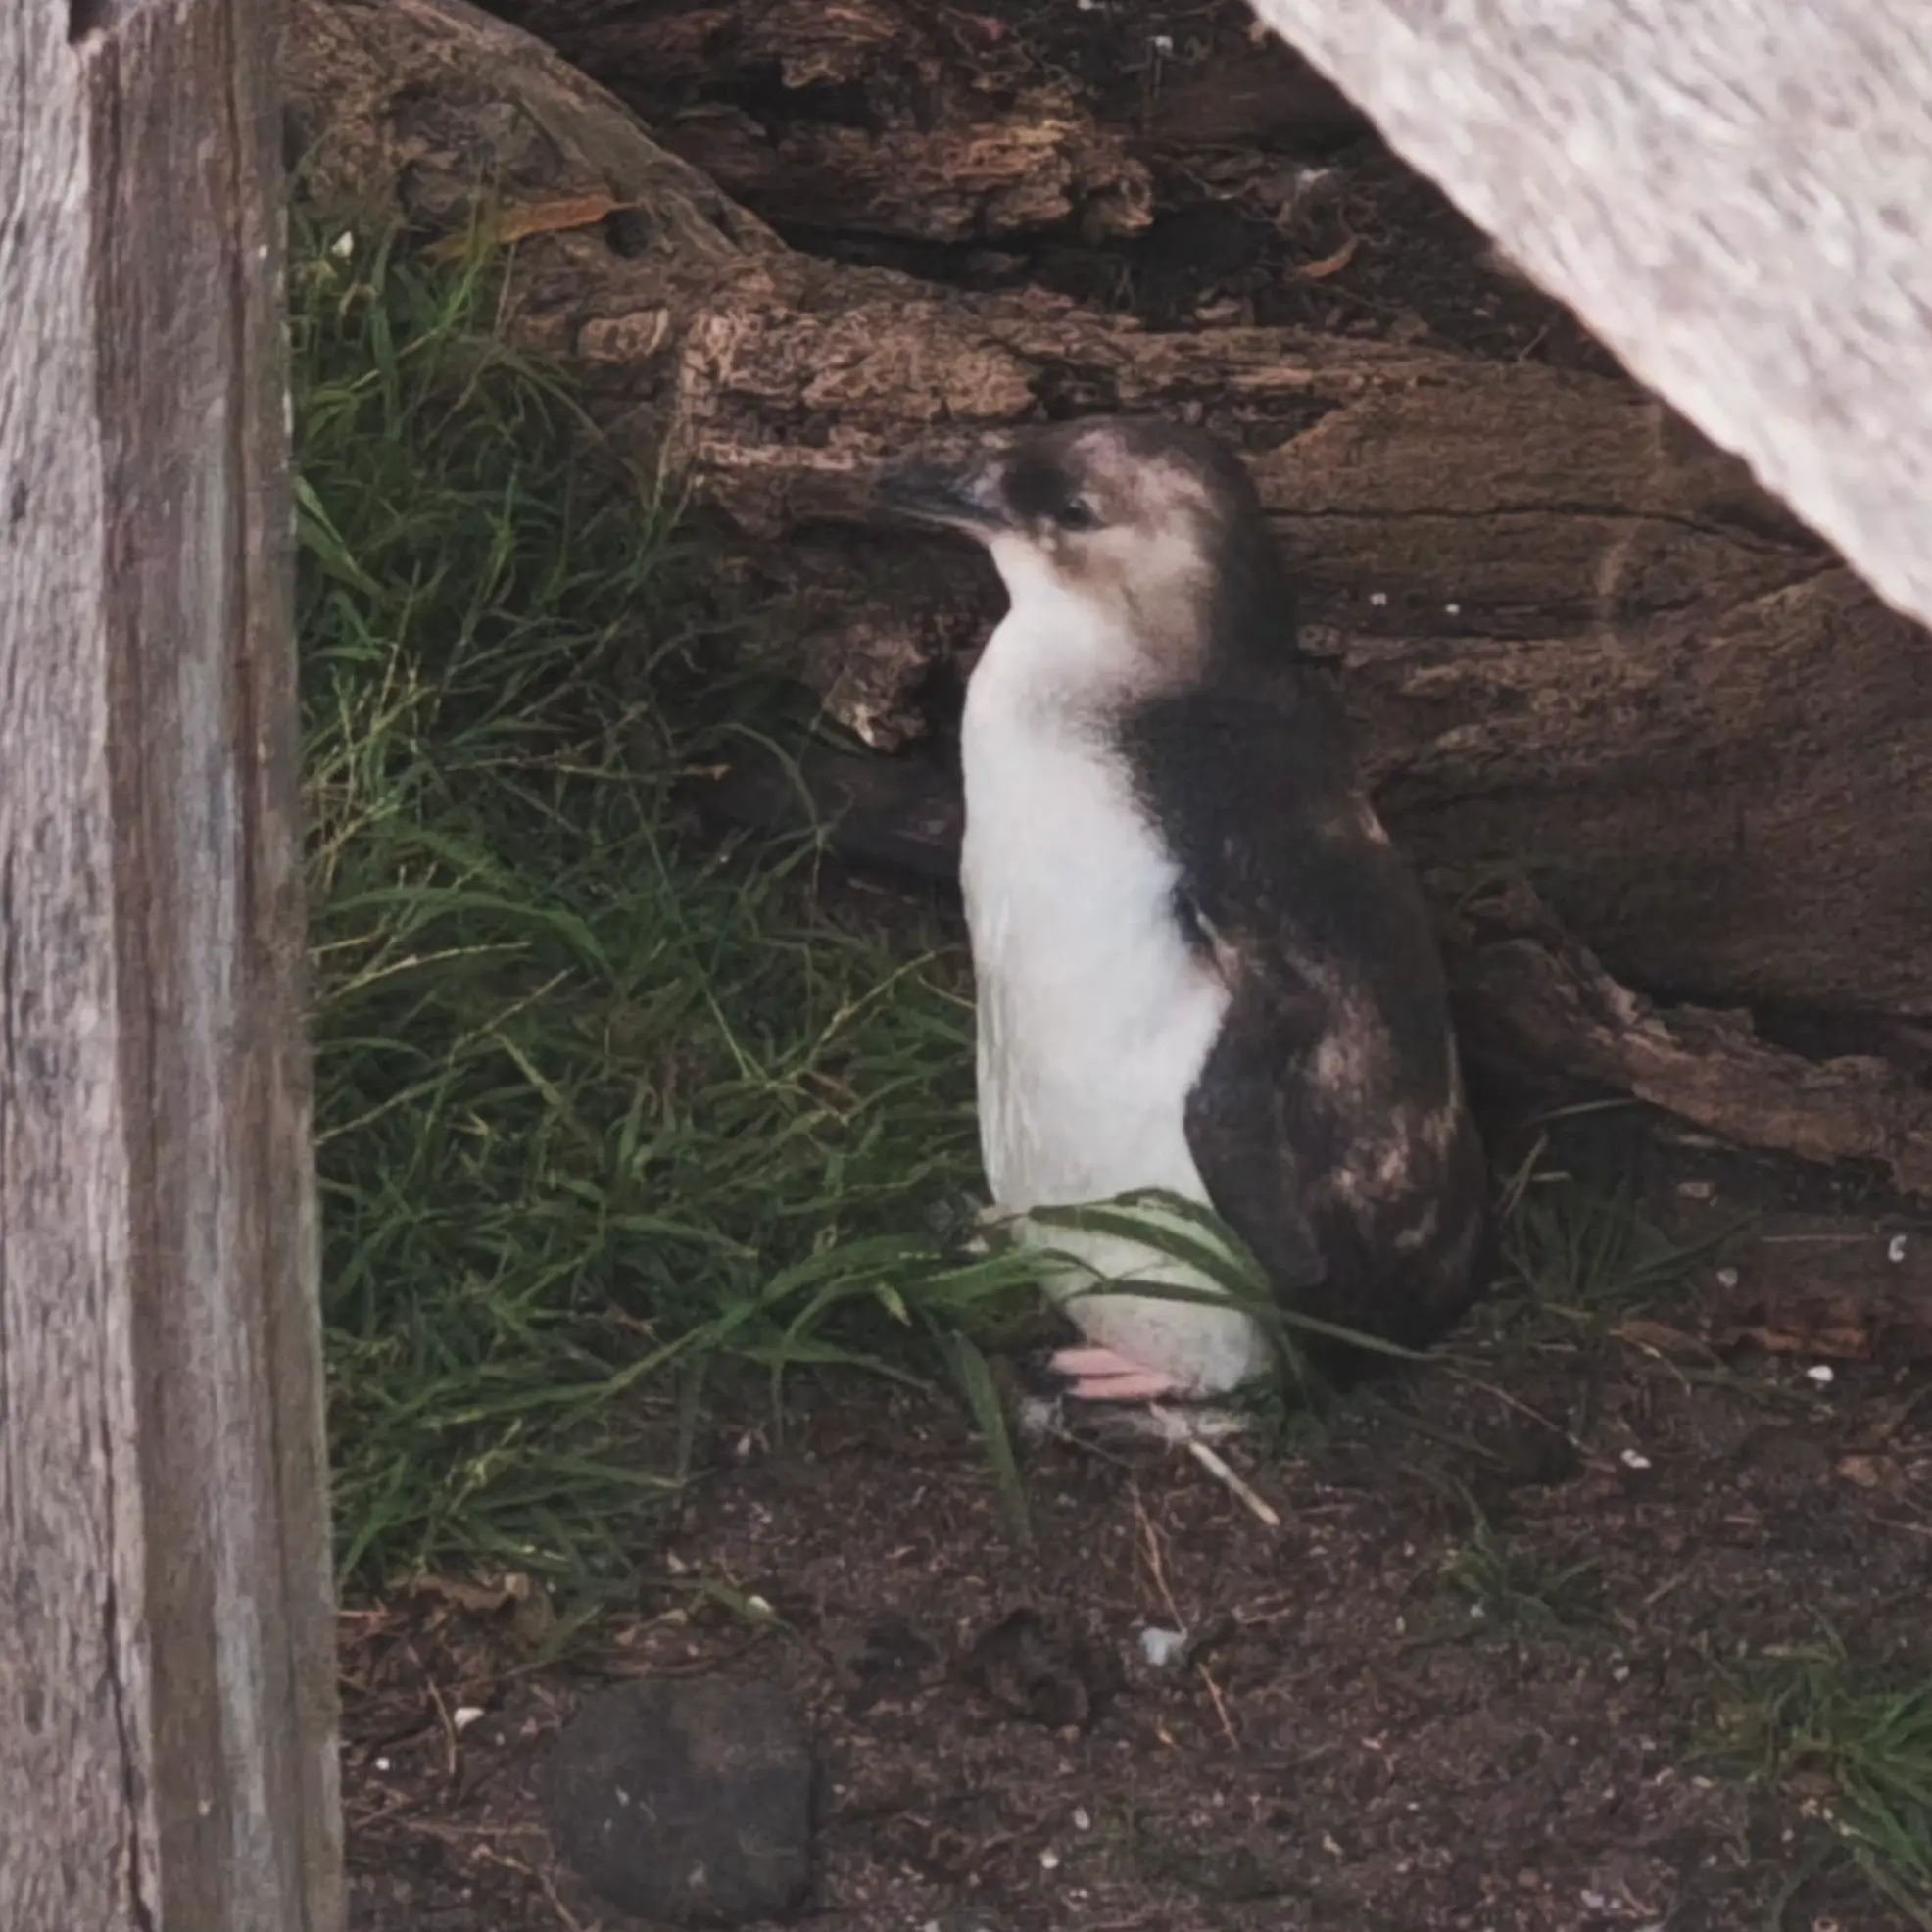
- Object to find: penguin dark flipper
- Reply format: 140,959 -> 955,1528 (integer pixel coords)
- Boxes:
1181,995 -> 1330,1333
1130,682 -> 1493,1375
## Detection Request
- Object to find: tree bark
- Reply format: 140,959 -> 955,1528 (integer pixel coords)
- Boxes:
475,0 -> 1366,244
287,0 -> 1932,1047
1445,884 -> 1932,1199
495,0 -> 1156,245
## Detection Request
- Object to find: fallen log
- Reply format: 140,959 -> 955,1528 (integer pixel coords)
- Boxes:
287,0 -> 1932,1188
473,0 -> 1154,246
1446,884 -> 1932,1200
473,0 -> 1365,250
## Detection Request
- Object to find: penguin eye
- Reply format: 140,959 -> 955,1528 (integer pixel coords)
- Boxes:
1052,498 -> 1099,532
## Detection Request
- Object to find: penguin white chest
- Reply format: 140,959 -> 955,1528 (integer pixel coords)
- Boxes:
959,600 -> 1269,1393
961,676 -> 1224,1209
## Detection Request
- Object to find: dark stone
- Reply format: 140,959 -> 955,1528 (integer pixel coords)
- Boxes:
604,206 -> 654,257
546,1677 -> 814,1925
844,1615 -> 940,1716
959,1607 -> 1116,1731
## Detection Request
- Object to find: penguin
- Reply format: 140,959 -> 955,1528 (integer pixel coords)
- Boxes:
874,415 -> 1491,1405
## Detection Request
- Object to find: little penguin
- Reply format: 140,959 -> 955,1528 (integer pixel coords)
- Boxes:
874,415 -> 1491,1405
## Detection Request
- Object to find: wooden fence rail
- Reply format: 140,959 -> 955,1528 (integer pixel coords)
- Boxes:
1249,0 -> 1932,632
1,0 -> 343,1925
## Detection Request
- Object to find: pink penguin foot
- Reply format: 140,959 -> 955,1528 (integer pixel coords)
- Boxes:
1049,1345 -> 1185,1403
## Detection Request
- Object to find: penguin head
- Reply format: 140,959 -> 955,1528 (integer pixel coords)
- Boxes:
875,415 -> 1296,679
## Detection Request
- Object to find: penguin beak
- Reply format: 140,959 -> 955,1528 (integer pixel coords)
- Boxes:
872,453 -> 1008,537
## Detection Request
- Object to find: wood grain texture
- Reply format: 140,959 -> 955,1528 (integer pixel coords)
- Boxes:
0,0 -> 342,1925
1244,0 -> 1932,631
0,7 -> 135,1925
484,0 -> 1157,246
1446,884 -> 1932,1199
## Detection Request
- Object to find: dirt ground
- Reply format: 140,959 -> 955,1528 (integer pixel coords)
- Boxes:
343,1112 -> 1932,1932
339,3 -> 1932,1926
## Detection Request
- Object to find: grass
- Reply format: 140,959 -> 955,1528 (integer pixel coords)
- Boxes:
1439,1505 -> 1602,1632
294,220 -> 1043,1592
1715,1649 -> 1932,1926
1499,1145 -> 1698,1325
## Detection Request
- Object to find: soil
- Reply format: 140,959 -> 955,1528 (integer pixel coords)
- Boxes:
342,1106 -> 1932,1932
338,5 -> 1932,1927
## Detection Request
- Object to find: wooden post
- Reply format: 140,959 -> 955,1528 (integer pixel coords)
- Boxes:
1245,0 -> 1932,633
1,0 -> 343,1927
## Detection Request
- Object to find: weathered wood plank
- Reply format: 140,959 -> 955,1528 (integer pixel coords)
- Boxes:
0,12 -> 131,1926
0,0 -> 343,1925
1245,0 -> 1932,631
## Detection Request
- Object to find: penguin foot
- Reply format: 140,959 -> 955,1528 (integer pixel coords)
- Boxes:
1049,1345 -> 1185,1403
1006,1347 -> 1256,1450
1015,1388 -> 1256,1451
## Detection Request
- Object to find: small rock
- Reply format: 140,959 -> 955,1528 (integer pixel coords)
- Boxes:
1138,1625 -> 1188,1668
546,1677 -> 813,1926
962,1608 -> 1112,1730
603,206 -> 654,259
